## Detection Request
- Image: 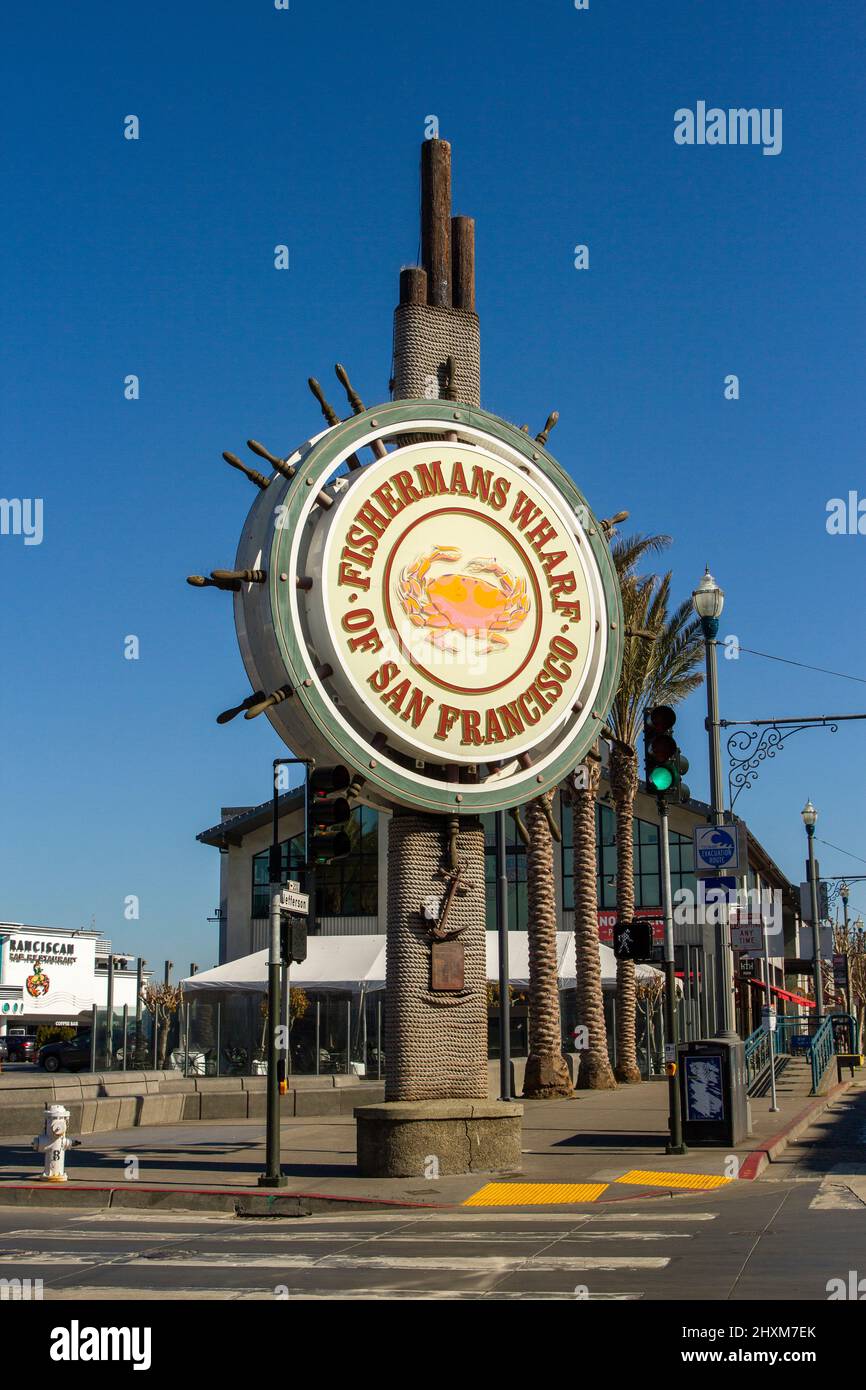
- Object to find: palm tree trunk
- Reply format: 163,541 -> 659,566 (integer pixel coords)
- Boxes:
609,740 -> 642,1083
572,750 -> 616,1089
524,793 -> 573,1097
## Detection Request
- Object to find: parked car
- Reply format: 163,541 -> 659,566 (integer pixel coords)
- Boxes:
38,1031 -> 92,1073
5,1030 -> 37,1063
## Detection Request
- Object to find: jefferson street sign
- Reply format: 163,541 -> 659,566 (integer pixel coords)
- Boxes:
279,888 -> 309,915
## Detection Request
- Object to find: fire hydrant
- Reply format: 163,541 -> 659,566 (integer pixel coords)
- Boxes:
32,1104 -> 79,1182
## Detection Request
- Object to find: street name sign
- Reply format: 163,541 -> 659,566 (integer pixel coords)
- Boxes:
279,888 -> 309,915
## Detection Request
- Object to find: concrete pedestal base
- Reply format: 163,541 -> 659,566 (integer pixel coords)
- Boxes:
355,1099 -> 523,1178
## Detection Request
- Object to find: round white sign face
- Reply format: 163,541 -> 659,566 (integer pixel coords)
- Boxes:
306,443 -> 594,765
232,401 -> 623,814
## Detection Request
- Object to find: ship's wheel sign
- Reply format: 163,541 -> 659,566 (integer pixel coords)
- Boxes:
25,960 -> 50,998
231,400 -> 623,814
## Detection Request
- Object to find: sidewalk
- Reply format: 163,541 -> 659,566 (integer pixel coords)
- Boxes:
0,1071 -> 860,1213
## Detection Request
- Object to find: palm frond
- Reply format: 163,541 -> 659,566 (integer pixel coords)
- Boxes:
612,533 -> 671,583
608,542 -> 704,750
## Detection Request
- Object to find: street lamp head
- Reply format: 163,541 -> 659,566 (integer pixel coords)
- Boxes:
801,799 -> 818,829
692,567 -> 725,622
840,881 -> 850,902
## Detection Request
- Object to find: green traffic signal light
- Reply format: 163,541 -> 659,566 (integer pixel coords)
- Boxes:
649,764 -> 674,793
644,705 -> 689,802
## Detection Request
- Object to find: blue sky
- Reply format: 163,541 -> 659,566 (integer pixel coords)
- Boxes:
2,0 -> 865,968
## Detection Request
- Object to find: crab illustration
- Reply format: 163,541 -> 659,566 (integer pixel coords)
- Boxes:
25,960 -> 49,998
396,546 -> 531,653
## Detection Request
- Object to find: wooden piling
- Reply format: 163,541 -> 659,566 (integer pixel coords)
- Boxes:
451,216 -> 475,312
420,139 -> 452,308
399,266 -> 428,305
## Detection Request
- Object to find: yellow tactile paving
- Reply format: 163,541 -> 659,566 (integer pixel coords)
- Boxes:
615,1169 -> 732,1190
463,1181 -> 609,1206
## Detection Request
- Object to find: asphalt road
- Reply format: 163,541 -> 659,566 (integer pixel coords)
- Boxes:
0,1177 -> 859,1301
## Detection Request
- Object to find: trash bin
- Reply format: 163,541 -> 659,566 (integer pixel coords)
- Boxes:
677,1038 -> 749,1146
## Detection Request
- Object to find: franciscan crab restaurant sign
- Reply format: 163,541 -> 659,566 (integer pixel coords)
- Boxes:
234,402 -> 623,813
0,933 -> 96,1015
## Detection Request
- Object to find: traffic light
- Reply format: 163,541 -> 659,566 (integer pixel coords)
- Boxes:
306,765 -> 353,866
643,705 -> 690,803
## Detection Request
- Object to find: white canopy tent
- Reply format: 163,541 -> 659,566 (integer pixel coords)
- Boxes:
182,933 -> 669,995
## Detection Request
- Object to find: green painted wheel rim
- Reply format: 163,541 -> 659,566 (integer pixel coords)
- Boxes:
254,400 -> 623,814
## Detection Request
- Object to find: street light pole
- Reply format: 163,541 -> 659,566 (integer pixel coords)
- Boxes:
692,568 -> 737,1039
802,800 -> 824,1022
840,882 -> 851,1014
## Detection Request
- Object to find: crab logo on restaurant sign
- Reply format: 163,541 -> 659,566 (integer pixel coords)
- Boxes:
233,402 -> 623,814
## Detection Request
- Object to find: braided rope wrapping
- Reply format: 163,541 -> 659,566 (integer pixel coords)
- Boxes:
392,304 -> 481,407
385,812 -> 488,1101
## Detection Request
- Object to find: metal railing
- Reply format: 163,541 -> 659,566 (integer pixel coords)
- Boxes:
746,1012 -> 857,1097
809,1016 -> 836,1094
744,1024 -> 772,1091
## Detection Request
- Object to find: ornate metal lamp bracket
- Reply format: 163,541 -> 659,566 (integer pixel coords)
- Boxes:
723,718 -> 840,812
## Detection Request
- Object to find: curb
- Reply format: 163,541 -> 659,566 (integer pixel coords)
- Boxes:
0,1182 -> 454,1216
738,1079 -> 852,1180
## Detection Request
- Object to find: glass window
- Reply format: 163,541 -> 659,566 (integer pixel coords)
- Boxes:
482,812 -> 529,930
669,829 -> 697,901
560,800 -> 669,913
251,805 -> 378,919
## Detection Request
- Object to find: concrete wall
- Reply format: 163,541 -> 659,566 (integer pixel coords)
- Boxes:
0,1071 -> 385,1137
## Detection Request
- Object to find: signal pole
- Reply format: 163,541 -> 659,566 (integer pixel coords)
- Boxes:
658,795 -> 686,1154
259,755 -> 312,1188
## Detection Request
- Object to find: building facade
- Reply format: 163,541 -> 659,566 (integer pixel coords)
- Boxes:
0,925 -> 142,1033
198,757 -> 813,1040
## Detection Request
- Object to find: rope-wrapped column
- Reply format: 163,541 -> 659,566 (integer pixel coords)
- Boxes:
381,137 -> 489,1110
385,813 -> 487,1101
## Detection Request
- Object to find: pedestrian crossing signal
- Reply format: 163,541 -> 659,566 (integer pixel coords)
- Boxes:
614,919 -> 654,962
643,705 -> 690,804
280,914 -> 308,965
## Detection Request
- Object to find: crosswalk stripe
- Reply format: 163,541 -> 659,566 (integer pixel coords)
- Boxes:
39,1286 -> 643,1301
66,1208 -> 714,1226
0,1227 -> 691,1246
464,1182 -> 609,1206
588,1211 -> 716,1222
615,1169 -> 731,1190
0,1251 -> 670,1272
809,1181 -> 866,1210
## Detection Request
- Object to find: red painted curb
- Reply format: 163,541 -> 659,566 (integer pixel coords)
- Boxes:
738,1080 -> 850,1180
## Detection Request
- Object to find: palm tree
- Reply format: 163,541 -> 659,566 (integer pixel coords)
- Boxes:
608,538 -> 704,1082
523,792 -> 573,1097
570,743 -> 617,1088
567,535 -> 666,1089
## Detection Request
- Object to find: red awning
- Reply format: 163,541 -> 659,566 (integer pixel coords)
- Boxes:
739,976 -> 815,1009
